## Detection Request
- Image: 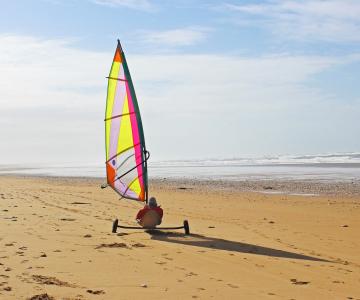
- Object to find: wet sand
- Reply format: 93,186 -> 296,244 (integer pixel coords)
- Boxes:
0,175 -> 359,299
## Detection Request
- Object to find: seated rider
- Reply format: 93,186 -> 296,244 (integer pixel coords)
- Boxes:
136,197 -> 163,226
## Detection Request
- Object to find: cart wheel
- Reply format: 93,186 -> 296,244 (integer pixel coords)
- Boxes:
112,219 -> 119,233
183,220 -> 190,235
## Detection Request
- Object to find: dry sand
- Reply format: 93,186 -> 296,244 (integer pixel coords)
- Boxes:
0,175 -> 359,299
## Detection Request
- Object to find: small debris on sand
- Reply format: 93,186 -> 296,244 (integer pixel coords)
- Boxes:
186,272 -> 198,277
87,289 -> 105,295
208,226 -> 215,228
27,293 -> 55,300
132,243 -> 146,248
263,186 -> 273,190
290,279 -> 310,285
3,286 -> 12,291
341,224 -> 349,227
95,242 -> 127,249
60,218 -> 76,221
332,280 -> 345,284
32,274 -> 76,287
141,283 -> 148,288
83,234 -> 92,238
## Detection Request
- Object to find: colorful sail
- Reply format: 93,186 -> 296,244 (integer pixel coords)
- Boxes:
104,40 -> 148,202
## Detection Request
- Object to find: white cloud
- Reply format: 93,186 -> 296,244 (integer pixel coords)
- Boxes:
0,35 -> 108,164
136,27 -> 211,47
1,34 -> 359,164
92,0 -> 153,10
225,0 -> 360,43
0,35 -> 107,109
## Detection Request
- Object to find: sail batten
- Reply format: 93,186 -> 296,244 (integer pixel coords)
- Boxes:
106,142 -> 141,163
107,76 -> 128,82
105,41 -> 148,202
104,112 -> 136,122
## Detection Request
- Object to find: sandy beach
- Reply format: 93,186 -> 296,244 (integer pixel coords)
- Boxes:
0,175 -> 359,299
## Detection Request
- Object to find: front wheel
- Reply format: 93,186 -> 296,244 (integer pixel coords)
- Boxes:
183,220 -> 190,235
112,219 -> 119,233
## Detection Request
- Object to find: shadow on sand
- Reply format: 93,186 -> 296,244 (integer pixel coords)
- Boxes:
147,231 -> 329,262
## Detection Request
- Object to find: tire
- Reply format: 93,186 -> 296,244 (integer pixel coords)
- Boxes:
112,219 -> 119,233
183,220 -> 190,235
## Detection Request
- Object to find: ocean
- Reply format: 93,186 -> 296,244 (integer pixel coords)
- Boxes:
1,153 -> 360,182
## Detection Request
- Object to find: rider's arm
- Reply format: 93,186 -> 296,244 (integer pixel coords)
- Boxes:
136,208 -> 145,220
136,207 -> 149,220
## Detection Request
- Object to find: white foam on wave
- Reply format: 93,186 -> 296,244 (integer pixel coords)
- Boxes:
150,152 -> 360,167
1,152 -> 360,181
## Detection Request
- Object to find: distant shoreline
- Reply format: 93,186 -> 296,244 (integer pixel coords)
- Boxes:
150,177 -> 360,197
1,161 -> 360,183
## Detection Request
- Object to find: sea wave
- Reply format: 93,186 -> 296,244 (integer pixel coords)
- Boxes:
1,152 -> 360,181
150,152 -> 360,167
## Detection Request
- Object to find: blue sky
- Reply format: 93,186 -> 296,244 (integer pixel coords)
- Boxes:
1,0 -> 359,164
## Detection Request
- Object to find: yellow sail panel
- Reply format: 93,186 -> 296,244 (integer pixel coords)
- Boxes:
129,177 -> 141,196
117,96 -> 134,154
105,61 -> 121,160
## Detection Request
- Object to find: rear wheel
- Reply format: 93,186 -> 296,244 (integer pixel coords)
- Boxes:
183,220 -> 190,235
112,219 -> 119,233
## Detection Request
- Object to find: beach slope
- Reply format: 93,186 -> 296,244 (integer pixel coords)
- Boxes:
0,176 -> 359,299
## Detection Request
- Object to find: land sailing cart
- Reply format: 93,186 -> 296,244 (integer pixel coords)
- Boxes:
101,40 -> 190,235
